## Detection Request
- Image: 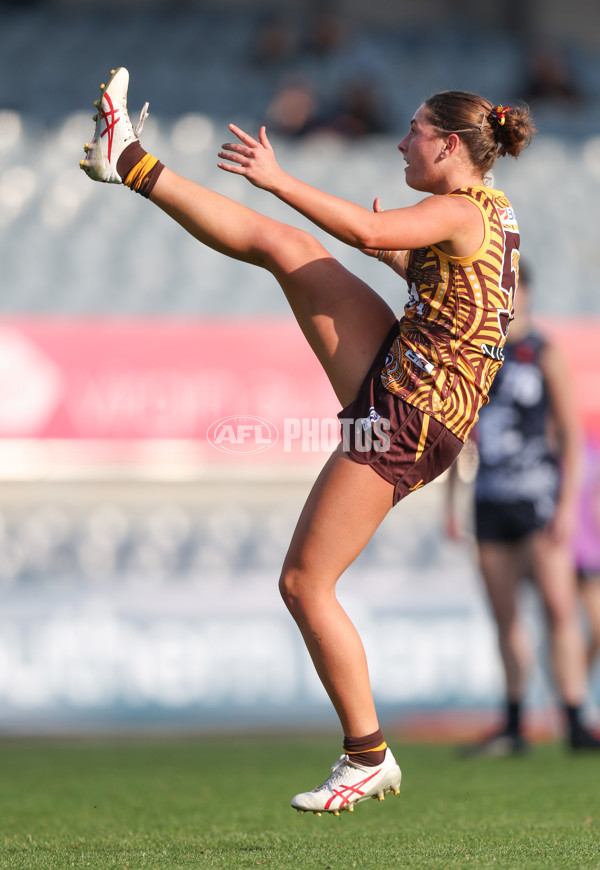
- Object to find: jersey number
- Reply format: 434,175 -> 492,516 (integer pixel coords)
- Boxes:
498,230 -> 520,339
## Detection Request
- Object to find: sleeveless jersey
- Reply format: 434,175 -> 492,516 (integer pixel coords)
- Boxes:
474,329 -> 560,516
381,186 -> 520,442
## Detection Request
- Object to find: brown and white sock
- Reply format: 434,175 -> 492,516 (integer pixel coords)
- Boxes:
343,728 -> 387,767
116,141 -> 164,198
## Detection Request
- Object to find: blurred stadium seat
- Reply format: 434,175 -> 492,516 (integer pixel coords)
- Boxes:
0,475 -> 460,588
0,3 -> 599,317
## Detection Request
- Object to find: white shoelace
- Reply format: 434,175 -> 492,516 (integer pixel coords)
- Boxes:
134,102 -> 150,138
314,755 -> 352,792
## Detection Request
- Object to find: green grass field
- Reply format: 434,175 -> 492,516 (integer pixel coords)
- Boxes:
0,734 -> 599,870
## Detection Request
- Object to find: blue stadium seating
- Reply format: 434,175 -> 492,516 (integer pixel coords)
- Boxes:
0,3 -> 599,317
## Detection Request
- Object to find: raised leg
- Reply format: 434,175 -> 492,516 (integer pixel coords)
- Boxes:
150,169 -> 396,407
82,68 -> 397,407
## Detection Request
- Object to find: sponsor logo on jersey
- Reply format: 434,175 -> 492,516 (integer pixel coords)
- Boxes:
481,343 -> 505,362
497,205 -> 517,228
405,348 -> 435,375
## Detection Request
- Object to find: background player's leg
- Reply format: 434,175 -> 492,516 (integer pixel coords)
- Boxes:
478,541 -> 532,702
530,532 -> 587,705
579,576 -> 600,667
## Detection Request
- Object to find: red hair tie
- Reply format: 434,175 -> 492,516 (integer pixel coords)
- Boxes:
491,105 -> 510,126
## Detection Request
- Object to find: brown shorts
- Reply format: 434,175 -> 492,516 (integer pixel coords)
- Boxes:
338,322 -> 463,505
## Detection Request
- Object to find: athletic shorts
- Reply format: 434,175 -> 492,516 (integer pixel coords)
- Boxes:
475,499 -> 548,543
337,321 -> 463,505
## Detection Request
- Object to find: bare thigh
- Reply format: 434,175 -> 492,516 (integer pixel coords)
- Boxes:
267,228 -> 397,408
281,443 -> 395,593
152,170 -> 397,409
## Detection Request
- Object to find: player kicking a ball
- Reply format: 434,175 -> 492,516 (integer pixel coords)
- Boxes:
81,67 -> 535,814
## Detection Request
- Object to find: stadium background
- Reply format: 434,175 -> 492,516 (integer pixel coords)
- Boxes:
0,0 -> 599,738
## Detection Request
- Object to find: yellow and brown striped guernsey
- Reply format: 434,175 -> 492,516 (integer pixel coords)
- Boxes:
381,185 -> 520,442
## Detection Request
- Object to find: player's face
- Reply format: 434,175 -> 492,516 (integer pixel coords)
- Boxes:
397,105 -> 446,192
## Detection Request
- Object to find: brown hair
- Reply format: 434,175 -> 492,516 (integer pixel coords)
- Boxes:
424,90 -> 536,175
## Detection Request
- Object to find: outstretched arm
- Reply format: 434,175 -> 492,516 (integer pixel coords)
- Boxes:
217,124 -> 481,256
218,124 -> 379,248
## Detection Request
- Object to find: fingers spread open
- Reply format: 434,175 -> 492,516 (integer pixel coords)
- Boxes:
228,123 -> 257,147
217,155 -> 245,174
219,144 -> 249,159
258,126 -> 270,149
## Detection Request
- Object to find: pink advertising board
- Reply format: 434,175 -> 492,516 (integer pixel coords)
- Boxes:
0,317 -> 597,464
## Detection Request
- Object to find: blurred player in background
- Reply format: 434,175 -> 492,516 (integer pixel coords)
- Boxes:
81,68 -> 534,811
575,437 -> 600,670
448,264 -> 600,754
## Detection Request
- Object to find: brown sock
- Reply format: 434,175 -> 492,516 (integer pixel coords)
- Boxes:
343,727 -> 387,767
116,141 -> 164,198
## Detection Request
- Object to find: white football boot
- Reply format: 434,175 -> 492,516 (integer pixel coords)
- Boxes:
80,66 -> 149,183
291,748 -> 401,816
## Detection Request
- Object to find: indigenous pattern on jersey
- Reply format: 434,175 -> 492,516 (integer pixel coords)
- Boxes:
474,330 -> 560,519
381,186 -> 519,442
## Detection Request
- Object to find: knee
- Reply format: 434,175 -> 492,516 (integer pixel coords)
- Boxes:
279,564 -> 327,618
543,593 -> 578,632
260,224 -> 326,273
